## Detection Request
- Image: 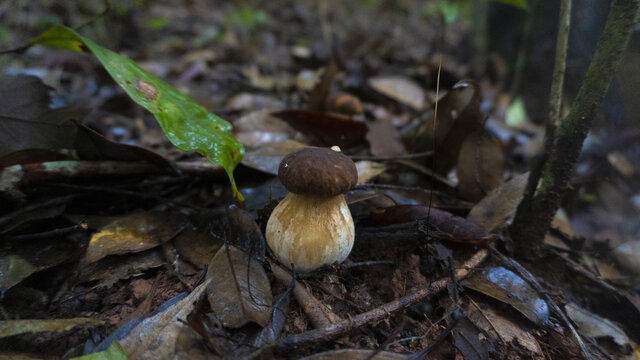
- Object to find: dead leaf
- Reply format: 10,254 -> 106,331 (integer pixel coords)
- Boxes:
271,110 -> 368,149
368,76 -> 425,111
565,302 -> 632,349
452,315 -> 492,360
410,80 -> 483,174
206,245 -> 273,328
457,130 -> 504,202
227,93 -> 284,112
464,296 -> 542,355
84,210 -> 186,264
0,318 -> 104,338
77,250 -> 166,287
225,204 -> 267,261
612,241 -> 640,279
301,349 -> 409,359
462,266 -> 549,327
366,116 -> 406,157
308,62 -> 338,112
0,255 -> 37,294
119,279 -> 211,360
355,161 -> 387,184
242,140 -> 306,175
173,229 -> 223,268
370,205 -> 491,244
468,172 -> 529,232
233,109 -> 300,147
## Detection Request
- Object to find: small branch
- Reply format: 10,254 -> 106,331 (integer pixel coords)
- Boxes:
267,249 -> 488,354
349,151 -> 433,161
270,261 -> 342,328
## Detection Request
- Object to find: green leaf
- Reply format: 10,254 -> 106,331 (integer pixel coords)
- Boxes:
491,0 -> 528,10
31,26 -> 245,200
506,96 -> 527,127
71,341 -> 128,360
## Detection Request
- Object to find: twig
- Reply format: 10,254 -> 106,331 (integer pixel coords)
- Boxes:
548,247 -> 619,293
408,310 -> 461,360
488,246 -> 595,360
4,222 -> 88,241
269,260 -> 342,328
349,151 -> 434,161
263,249 -> 488,355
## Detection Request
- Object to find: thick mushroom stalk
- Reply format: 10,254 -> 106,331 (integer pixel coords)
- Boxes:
265,147 -> 357,272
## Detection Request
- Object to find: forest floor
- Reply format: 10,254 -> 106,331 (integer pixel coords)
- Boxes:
1,1 -> 639,359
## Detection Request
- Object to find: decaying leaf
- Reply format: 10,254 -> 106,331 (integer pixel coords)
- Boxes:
225,205 -> 267,261
173,229 -> 223,268
302,349 -> 409,359
565,302 -> 632,349
368,75 -> 426,111
409,80 -> 483,174
355,161 -> 387,184
457,130 -> 504,202
462,266 -> 549,327
0,255 -> 37,294
118,279 -> 211,360
0,318 -> 104,338
464,296 -> 542,354
84,210 -> 186,264
242,140 -> 306,175
271,110 -> 368,149
370,205 -> 492,245
366,116 -> 406,157
452,315 -> 492,360
468,172 -> 529,232
77,250 -> 166,287
233,109 -> 301,147
206,245 -> 273,328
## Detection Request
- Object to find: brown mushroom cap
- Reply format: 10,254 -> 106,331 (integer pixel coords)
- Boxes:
278,147 -> 357,196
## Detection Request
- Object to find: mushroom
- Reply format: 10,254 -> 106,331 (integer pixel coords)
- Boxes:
265,147 -> 358,272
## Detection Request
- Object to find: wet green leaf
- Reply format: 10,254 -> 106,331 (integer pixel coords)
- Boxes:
71,341 -> 128,360
31,26 -> 244,200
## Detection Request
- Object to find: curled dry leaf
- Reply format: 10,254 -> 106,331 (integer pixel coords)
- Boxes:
409,80 -> 483,174
467,172 -> 529,233
84,210 -> 186,265
370,205 -> 492,245
206,245 -> 273,328
367,75 -> 426,111
462,266 -> 549,327
457,130 -> 504,202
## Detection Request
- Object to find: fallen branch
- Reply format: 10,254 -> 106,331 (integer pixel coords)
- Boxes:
261,249 -> 488,356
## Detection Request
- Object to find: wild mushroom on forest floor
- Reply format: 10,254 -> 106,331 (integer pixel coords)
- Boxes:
265,147 -> 358,272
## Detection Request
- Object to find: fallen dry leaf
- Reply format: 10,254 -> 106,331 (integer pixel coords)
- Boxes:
368,75 -> 425,111
84,210 -> 185,264
206,245 -> 273,328
457,130 -> 504,202
467,172 -> 529,232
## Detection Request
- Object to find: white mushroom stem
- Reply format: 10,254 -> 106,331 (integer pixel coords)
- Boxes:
265,193 -> 355,272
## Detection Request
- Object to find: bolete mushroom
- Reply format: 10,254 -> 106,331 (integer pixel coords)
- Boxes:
266,147 -> 358,272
